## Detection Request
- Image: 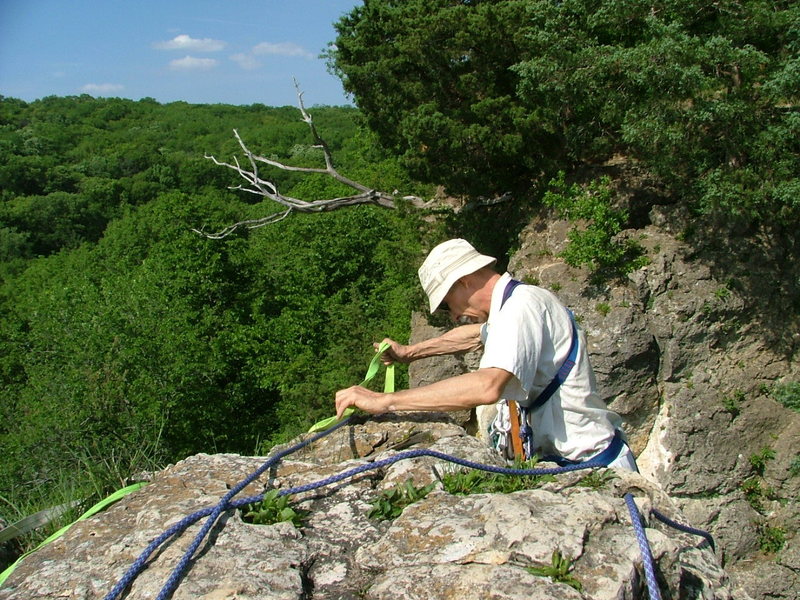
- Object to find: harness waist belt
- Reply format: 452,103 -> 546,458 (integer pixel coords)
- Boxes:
543,429 -> 625,467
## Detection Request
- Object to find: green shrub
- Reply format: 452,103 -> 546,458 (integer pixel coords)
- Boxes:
721,397 -> 740,417
543,173 -> 648,281
749,447 -> 776,476
758,524 -> 786,554
741,477 -> 778,514
772,382 -> 800,413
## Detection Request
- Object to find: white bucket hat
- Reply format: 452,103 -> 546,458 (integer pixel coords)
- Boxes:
418,239 -> 497,313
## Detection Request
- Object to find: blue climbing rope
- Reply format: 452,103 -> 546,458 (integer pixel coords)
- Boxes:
102,415 -> 353,600
651,508 -> 715,551
102,419 -> 713,600
625,493 -> 663,600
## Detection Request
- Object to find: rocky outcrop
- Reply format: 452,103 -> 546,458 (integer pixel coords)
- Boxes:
0,416 -> 736,599
504,202 -> 800,599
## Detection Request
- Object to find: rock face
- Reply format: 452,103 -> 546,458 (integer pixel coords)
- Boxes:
504,202 -> 800,599
0,416 -> 736,600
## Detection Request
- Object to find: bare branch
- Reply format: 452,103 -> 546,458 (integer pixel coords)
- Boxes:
196,83 -> 511,238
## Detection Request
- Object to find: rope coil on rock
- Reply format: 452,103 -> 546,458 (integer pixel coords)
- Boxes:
103,416 -> 353,600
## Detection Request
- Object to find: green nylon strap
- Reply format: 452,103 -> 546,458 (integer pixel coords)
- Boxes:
308,341 -> 395,433
0,481 -> 147,588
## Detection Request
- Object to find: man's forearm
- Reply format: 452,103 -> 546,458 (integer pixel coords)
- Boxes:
405,323 -> 483,361
334,367 -> 513,419
383,367 -> 511,412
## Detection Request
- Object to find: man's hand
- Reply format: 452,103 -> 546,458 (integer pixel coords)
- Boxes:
335,385 -> 389,419
374,338 -> 413,365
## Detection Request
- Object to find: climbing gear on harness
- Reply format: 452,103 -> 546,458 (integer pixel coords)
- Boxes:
507,399 -> 525,459
307,341 -> 395,433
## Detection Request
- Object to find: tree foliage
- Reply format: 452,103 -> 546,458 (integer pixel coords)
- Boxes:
329,0 -> 799,224
0,97 -> 422,533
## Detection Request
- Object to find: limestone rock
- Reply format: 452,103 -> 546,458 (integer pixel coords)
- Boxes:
0,418 -> 737,600
504,204 -> 800,600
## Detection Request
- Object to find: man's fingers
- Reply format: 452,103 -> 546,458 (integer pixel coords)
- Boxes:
335,388 -> 352,420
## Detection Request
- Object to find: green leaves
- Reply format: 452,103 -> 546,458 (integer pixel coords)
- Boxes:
441,458 -> 556,495
244,489 -> 308,528
527,549 -> 583,592
368,479 -> 435,521
543,173 -> 648,281
332,0 -> 800,226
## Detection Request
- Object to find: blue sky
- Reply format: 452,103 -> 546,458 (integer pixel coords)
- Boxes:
0,0 -> 361,107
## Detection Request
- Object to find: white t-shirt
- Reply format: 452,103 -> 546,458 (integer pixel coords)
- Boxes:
479,273 -> 621,462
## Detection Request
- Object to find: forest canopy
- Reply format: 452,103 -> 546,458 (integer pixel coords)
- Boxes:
0,97 -> 426,541
329,0 -> 799,222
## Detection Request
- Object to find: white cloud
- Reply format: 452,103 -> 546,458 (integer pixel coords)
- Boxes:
153,34 -> 226,52
169,56 -> 218,71
230,52 -> 260,70
81,83 -> 124,95
252,42 -> 314,59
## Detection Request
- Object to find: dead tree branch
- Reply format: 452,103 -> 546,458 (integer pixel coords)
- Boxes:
194,81 -> 510,238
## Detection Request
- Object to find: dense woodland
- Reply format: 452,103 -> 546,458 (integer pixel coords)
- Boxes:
0,97 -> 431,546
1,0 -> 798,564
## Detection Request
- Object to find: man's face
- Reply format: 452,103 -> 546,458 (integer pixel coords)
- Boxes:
441,278 -> 489,324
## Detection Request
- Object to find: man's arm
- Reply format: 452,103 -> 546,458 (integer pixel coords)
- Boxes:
334,367 -> 512,419
377,323 -> 483,364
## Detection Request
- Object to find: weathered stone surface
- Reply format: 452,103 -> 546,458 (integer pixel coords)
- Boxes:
0,419 -> 737,600
505,202 -> 800,600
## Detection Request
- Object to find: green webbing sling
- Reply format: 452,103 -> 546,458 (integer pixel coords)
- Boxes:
308,341 -> 395,433
0,482 -> 147,588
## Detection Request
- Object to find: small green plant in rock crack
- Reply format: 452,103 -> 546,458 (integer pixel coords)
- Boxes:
595,302 -> 611,317
243,489 -> 308,527
789,454 -> 800,477
721,389 -> 745,417
526,549 -> 583,592
441,457 -> 556,495
714,286 -> 731,301
758,524 -> 786,554
749,446 -> 776,476
368,479 -> 435,521
741,477 -> 779,514
576,469 -> 617,490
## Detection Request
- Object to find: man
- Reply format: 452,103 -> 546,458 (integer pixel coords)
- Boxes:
335,239 -> 637,471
